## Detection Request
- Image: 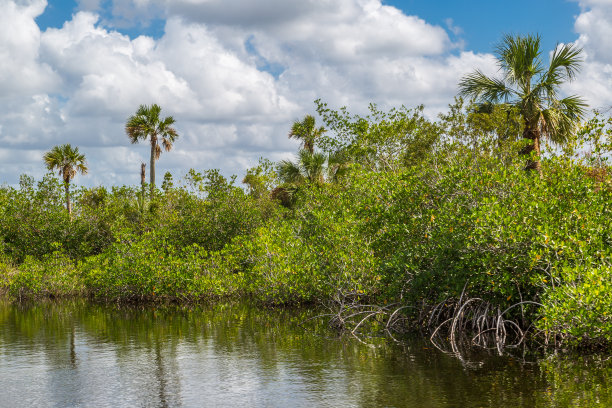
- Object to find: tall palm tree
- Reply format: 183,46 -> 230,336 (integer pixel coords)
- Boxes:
125,104 -> 178,195
458,34 -> 587,172
288,115 -> 326,153
43,144 -> 88,216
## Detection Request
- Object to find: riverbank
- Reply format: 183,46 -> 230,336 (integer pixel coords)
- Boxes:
1,242 -> 611,353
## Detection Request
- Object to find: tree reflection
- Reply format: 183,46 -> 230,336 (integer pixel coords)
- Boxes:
0,300 -> 610,408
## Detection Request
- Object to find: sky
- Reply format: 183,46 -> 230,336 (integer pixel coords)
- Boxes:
1,0 -> 611,187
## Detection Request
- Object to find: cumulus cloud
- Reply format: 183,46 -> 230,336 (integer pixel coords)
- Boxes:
1,0 -> 501,187
566,0 -> 612,110
0,0 -> 58,97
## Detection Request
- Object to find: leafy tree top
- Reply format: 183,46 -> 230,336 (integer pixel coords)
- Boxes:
43,144 -> 88,183
458,33 -> 587,146
125,104 -> 178,158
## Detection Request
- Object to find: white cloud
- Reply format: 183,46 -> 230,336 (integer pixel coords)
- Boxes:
0,0 -> 502,187
0,0 -> 58,97
40,12 -> 200,117
154,18 -> 293,120
565,0 -> 612,110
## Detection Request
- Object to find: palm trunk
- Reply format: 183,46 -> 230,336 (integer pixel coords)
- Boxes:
305,139 -> 314,154
520,126 -> 542,174
140,163 -> 146,213
64,181 -> 72,217
141,163 -> 146,186
150,141 -> 156,196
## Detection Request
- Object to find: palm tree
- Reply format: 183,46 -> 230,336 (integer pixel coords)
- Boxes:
125,104 -> 178,195
275,150 -> 349,207
458,34 -> 587,172
278,149 -> 327,185
288,115 -> 326,153
43,144 -> 88,216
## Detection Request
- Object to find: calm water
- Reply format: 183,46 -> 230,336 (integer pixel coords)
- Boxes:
0,300 -> 610,408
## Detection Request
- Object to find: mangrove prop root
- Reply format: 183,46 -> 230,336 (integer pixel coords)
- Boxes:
312,291 -> 543,358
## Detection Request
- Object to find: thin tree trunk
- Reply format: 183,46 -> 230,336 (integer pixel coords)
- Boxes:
140,163 -> 147,213
64,181 -> 72,217
150,141 -> 156,196
141,163 -> 146,186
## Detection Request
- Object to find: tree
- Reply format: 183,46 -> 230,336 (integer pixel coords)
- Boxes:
242,158 -> 277,199
125,104 -> 178,195
315,100 -> 439,171
43,144 -> 88,216
458,34 -> 587,172
161,171 -> 174,193
288,115 -> 326,153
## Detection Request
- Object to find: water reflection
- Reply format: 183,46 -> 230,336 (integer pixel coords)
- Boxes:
0,300 -> 610,407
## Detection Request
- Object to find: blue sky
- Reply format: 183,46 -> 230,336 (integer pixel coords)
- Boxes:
384,0 -> 581,53
37,0 -> 167,38
1,0 -> 610,187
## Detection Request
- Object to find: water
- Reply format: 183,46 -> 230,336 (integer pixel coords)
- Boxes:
0,300 -> 610,407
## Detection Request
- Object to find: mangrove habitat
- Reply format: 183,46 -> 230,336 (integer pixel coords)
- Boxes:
1,34 -> 611,366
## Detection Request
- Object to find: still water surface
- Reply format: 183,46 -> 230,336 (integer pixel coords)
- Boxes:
0,300 -> 610,407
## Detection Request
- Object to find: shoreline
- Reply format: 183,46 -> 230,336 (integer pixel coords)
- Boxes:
2,289 -> 609,354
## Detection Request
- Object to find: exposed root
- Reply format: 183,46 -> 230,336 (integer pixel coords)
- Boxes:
316,291 -> 416,342
427,297 -> 543,357
312,289 -> 544,359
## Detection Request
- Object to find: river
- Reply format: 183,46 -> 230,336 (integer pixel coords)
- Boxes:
0,300 -> 610,407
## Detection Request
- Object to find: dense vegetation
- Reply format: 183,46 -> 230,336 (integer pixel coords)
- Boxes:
1,98 -> 610,348
1,35 -> 610,349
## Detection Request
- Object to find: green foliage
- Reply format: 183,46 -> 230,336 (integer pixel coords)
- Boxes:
573,112 -> 612,182
227,185 -> 380,304
5,251 -> 83,300
161,171 -> 174,192
315,100 -> 440,170
242,158 -> 278,198
0,174 -> 78,261
81,231 -> 238,301
540,265 -> 612,345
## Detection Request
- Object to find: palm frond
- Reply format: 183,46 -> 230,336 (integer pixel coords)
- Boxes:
160,116 -> 176,131
288,115 -> 326,153
458,70 -> 514,103
299,150 -> 326,183
43,144 -> 88,182
161,126 -> 178,151
539,42 -> 583,96
541,95 -> 587,144
76,163 -> 88,175
496,33 -> 543,88
277,159 -> 304,184
125,115 -> 148,143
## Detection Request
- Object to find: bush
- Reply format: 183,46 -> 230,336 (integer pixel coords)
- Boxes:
5,251 -> 83,300
540,265 -> 612,346
81,230 -> 240,301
